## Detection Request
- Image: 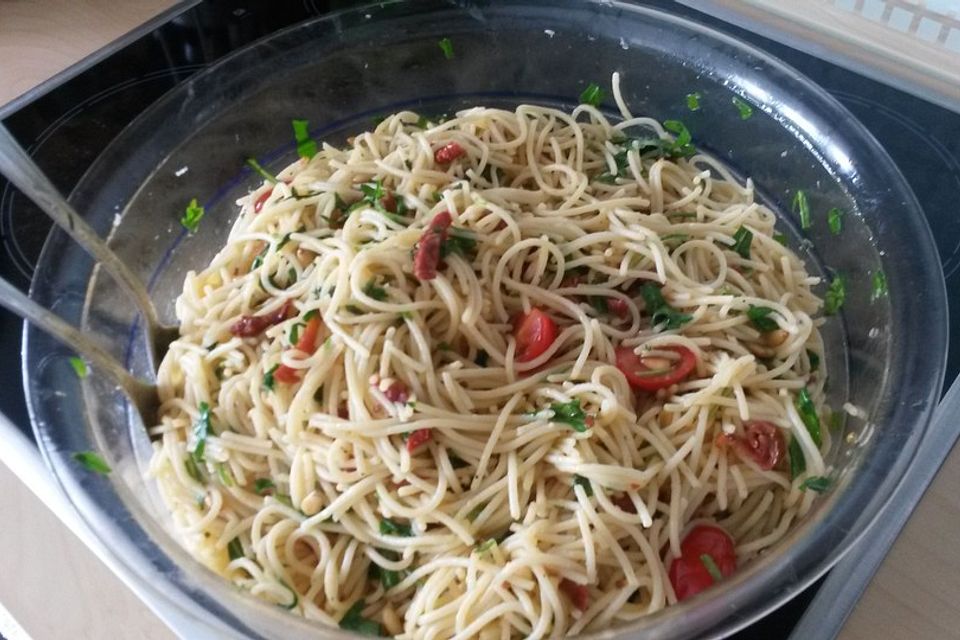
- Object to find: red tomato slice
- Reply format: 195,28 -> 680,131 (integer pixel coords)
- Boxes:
514,308 -> 558,362
275,315 -> 322,383
434,142 -> 466,164
724,420 -> 784,470
559,578 -> 589,611
406,428 -> 432,452
668,524 -> 737,601
615,345 -> 696,391
253,188 -> 272,213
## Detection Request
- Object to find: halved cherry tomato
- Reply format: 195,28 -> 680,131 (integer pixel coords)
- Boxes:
559,578 -> 589,611
406,428 -> 432,452
615,345 -> 696,391
514,308 -> 558,362
253,188 -> 272,213
721,420 -> 784,471
668,524 -> 737,601
274,315 -> 322,383
434,142 -> 466,164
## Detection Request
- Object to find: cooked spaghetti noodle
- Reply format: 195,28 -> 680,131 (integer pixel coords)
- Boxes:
151,74 -> 829,638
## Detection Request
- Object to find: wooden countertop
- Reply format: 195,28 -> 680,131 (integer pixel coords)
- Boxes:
1,2 -> 958,639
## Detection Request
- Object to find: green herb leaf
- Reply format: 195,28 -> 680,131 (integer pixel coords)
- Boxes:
639,283 -> 691,330
263,363 -> 279,391
773,231 -> 788,246
72,451 -> 111,475
871,270 -> 888,302
827,207 -> 843,235
792,190 -> 811,230
579,83 -> 604,107
180,198 -> 205,233
227,537 -> 244,560
380,518 -> 413,537
729,226 -> 753,259
550,400 -> 588,432
700,553 -> 724,581
788,435 -> 806,479
573,474 -> 593,497
467,502 -> 487,521
795,388 -> 822,447
192,401 -> 211,463
823,275 -> 846,315
442,227 -> 477,258
807,349 -> 820,372
747,306 -> 779,332
363,281 -> 388,301
339,600 -> 382,637
799,475 -> 831,493
438,37 -> 455,59
289,322 -> 304,345
251,243 -> 269,271
732,96 -> 753,120
588,295 -> 609,315
686,92 -> 702,111
662,120 -> 696,158
69,356 -> 88,379
246,158 -> 278,184
253,478 -> 275,495
216,462 -> 234,486
291,119 -> 318,159
184,456 -> 204,482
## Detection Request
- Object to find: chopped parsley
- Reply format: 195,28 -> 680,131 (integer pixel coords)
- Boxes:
747,306 -> 779,332
788,436 -> 806,479
72,451 -> 111,475
639,283 -> 691,330
686,92 -> 702,111
827,207 -> 844,235
588,296 -> 608,315
732,96 -> 753,120
216,462 -> 234,486
700,553 -> 724,581
476,538 -> 498,555
363,281 -> 388,301
871,270 -> 888,302
69,356 -> 88,379
245,158 -> 278,184
442,227 -> 477,258
823,275 -> 846,315
550,400 -> 588,432
467,502 -> 487,521
662,120 -> 696,158
807,349 -> 820,372
227,537 -> 244,560
795,388 -> 822,448
579,83 -> 604,107
288,322 -> 305,345
373,549 -> 406,589
729,226 -> 753,259
792,190 -> 811,230
380,518 -> 413,537
339,600 -> 382,636
180,198 -> 205,233
773,231 -> 788,246
573,474 -> 593,497
291,119 -> 317,159
253,478 -> 275,495
262,363 -> 280,391
184,455 -> 204,482
191,401 -> 211,463
251,243 -> 269,270
438,37 -> 455,59
799,476 -> 832,493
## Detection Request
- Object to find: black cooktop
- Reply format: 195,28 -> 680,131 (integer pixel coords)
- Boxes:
3,1 -> 959,637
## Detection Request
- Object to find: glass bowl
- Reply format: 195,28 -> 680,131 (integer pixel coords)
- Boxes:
23,1 -> 947,638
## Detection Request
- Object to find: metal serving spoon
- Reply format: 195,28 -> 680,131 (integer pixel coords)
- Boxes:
0,124 -> 178,373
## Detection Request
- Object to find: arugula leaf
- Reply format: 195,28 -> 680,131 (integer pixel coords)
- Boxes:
792,190 -> 811,230
639,283 -> 691,330
729,226 -> 752,259
253,478 -> 275,495
72,451 -> 111,475
788,435 -> 806,479
69,356 -> 88,379
180,198 -> 205,233
799,476 -> 831,493
773,231 -> 788,246
380,518 -> 413,537
291,119 -> 318,159
246,158 -> 278,184
747,306 -> 779,332
579,83 -> 604,107
438,37 -> 455,59
227,537 -> 244,560
192,401 -> 211,463
686,92 -> 701,111
795,388 -> 822,447
871,270 -> 888,302
573,474 -> 593,497
827,207 -> 843,235
339,600 -> 382,636
732,96 -> 753,120
823,275 -> 846,315
363,281 -> 388,301
700,553 -> 724,581
263,364 -> 280,391
550,400 -> 588,432
807,349 -> 820,372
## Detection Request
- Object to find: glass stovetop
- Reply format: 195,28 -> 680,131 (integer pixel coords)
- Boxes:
2,1 -> 958,638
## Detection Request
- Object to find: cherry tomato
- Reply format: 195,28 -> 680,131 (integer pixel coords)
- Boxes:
383,380 -> 409,403
413,211 -> 452,281
253,188 -> 272,213
559,578 -> 589,611
230,300 -> 293,337
274,315 -> 322,383
514,308 -> 558,362
434,142 -> 466,164
725,420 -> 784,471
608,298 -> 630,318
615,345 -> 696,391
406,428 -> 432,452
668,524 -> 737,601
